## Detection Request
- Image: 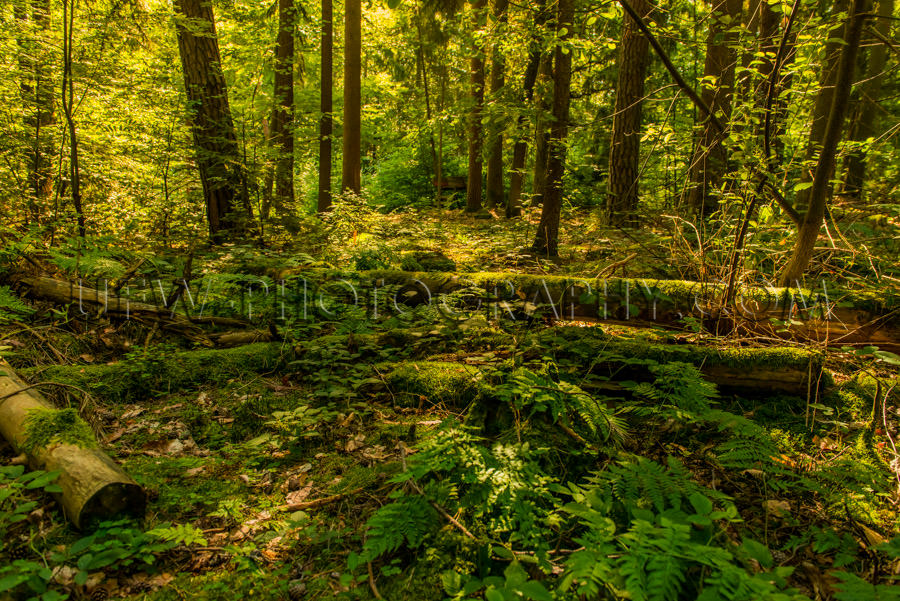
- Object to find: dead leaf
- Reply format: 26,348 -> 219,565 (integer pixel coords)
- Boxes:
345,433 -> 366,453
286,484 -> 313,506
764,499 -> 791,517
185,466 -> 206,477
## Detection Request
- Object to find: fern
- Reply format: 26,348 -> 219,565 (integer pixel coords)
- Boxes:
601,456 -> 732,515
354,494 -> 439,566
0,286 -> 33,323
631,361 -> 718,414
832,572 -> 900,601
499,367 -> 629,445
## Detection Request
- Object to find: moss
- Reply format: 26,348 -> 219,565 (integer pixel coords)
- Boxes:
21,343 -> 290,403
383,361 -> 486,408
21,408 -> 97,453
538,326 -> 824,370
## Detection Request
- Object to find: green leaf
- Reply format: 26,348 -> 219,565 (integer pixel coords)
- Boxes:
689,492 -> 713,515
793,181 -> 813,192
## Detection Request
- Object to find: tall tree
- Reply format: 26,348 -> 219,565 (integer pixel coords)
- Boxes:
270,0 -> 295,213
16,0 -> 55,221
484,0 -> 508,209
684,0 -> 742,217
506,0 -> 548,218
342,0 -> 361,194
531,0 -> 573,256
466,0 -> 487,213
779,0 -> 869,284
318,0 -> 333,212
793,0 -> 849,212
530,52 -> 553,205
842,0 -> 893,199
604,0 -> 652,226
173,0 -> 248,240
61,0 -> 84,237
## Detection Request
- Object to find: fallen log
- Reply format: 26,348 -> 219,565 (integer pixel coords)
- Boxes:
19,342 -> 290,403
8,271 -> 899,350
0,359 -> 145,529
379,331 -> 826,401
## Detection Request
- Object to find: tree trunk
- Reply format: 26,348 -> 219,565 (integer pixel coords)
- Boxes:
17,0 -> 56,222
684,0 -> 742,217
485,0 -> 509,209
779,0 -> 869,285
466,0 -> 487,213
531,53 -> 553,204
270,0 -> 295,213
174,0 -> 248,241
342,0 -> 362,194
842,0 -> 892,199
0,359 -> 146,529
530,0 -> 573,256
61,0 -> 84,237
605,0 -> 652,226
794,0 -> 849,212
506,0 -> 548,218
318,0 -> 333,212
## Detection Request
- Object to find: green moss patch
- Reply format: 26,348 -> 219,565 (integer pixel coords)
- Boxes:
383,361 -> 486,408
21,408 -> 97,453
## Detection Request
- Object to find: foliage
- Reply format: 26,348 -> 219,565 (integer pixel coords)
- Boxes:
0,285 -> 34,323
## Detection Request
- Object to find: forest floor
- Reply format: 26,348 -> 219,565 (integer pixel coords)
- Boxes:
1,204 -> 900,601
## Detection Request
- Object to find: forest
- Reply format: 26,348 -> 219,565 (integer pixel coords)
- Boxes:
1,0 -> 900,598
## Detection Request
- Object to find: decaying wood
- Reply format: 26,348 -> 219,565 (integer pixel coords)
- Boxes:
6,271 -> 899,351
0,359 -> 145,529
9,275 -> 272,347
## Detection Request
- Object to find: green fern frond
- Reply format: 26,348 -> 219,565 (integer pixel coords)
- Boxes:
0,286 -> 33,323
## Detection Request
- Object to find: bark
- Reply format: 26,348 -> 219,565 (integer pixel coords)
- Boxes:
466,0 -> 487,213
506,0 -> 548,218
270,0 -> 296,213
0,359 -> 146,529
530,0 -> 573,256
605,0 -> 652,225
61,0 -> 84,237
842,0 -> 892,199
685,0 -> 742,217
531,53 -> 553,204
794,0 -> 850,212
779,0 -> 869,285
318,0 -> 334,212
485,0 -> 509,209
174,0 -> 248,240
342,0 -> 362,194
16,0 -> 56,220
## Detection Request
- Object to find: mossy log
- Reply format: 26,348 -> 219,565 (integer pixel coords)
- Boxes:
0,359 -> 145,529
10,275 -> 262,346
379,341 -> 824,409
10,271 -> 898,350
19,342 -> 290,403
303,269 -> 900,350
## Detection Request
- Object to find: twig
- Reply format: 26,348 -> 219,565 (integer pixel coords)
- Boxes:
367,561 -> 383,600
280,487 -> 365,512
596,253 -> 638,279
